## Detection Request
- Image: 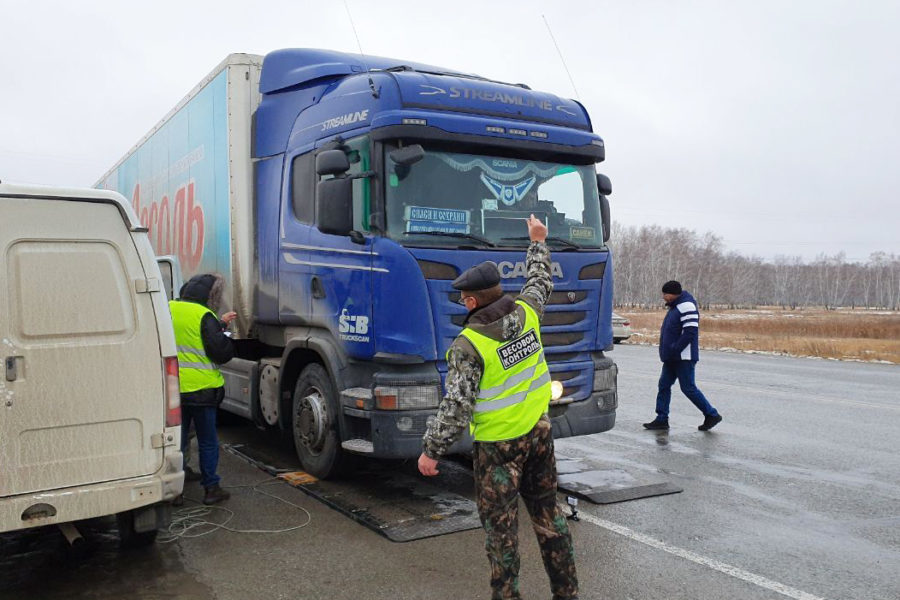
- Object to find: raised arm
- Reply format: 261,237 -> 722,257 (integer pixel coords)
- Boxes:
517,214 -> 553,318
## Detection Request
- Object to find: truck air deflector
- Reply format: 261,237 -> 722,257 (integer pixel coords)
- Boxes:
259,48 -> 475,94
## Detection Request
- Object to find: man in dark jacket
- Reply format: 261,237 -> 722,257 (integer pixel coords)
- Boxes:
643,280 -> 722,431
170,273 -> 236,504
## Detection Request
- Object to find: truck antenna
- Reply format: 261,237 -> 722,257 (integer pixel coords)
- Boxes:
343,0 -> 379,98
542,14 -> 581,101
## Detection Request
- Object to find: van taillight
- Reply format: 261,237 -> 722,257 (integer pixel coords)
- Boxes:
164,356 -> 181,427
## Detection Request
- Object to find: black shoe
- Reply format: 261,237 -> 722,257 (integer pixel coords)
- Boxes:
184,466 -> 202,482
203,484 -> 231,505
643,419 -> 669,430
699,414 -> 723,431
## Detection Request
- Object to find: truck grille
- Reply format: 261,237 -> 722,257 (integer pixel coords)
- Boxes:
542,332 -> 585,347
546,352 -> 578,363
445,290 -> 590,349
450,310 -> 585,328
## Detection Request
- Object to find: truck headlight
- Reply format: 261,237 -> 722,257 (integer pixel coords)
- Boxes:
550,380 -> 564,401
592,364 -> 618,392
374,385 -> 442,410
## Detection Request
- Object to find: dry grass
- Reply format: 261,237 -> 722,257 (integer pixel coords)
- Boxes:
619,307 -> 900,363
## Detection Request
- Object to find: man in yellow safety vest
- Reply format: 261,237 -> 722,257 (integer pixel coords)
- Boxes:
418,215 -> 578,600
170,273 -> 236,505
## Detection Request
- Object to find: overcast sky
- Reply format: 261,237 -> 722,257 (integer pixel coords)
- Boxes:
1,0 -> 897,261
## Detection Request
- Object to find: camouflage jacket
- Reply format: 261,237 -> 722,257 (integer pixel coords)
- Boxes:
422,242 -> 553,459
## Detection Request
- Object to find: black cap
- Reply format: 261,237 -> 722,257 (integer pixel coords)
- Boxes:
452,261 -> 501,291
180,274 -> 216,304
662,280 -> 682,295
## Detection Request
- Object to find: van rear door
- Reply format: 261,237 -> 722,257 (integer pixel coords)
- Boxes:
0,195 -> 165,497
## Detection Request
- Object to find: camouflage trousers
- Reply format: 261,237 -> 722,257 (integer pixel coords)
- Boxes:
473,416 -> 578,600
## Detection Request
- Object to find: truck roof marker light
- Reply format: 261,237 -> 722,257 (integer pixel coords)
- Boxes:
509,128 -> 527,136
402,118 -> 427,126
529,131 -> 548,139
486,126 -> 505,134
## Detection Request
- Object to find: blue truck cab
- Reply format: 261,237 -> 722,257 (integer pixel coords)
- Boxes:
98,49 -> 618,478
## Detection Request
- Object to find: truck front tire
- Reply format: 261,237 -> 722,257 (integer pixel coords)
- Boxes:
291,363 -> 352,479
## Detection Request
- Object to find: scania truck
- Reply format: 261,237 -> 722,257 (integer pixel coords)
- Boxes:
98,49 -> 618,478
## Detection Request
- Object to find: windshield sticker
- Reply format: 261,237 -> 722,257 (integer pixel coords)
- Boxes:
570,226 -> 595,239
482,198 -> 498,211
407,221 -> 470,233
480,173 -> 536,206
404,206 -> 471,234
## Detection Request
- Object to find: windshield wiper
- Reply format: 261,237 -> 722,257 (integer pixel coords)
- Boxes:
500,236 -> 581,249
404,231 -> 496,247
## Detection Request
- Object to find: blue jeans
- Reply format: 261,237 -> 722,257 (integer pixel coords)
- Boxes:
181,405 -> 221,488
655,361 -> 719,419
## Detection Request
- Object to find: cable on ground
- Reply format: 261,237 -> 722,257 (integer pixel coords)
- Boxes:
158,478 -> 312,543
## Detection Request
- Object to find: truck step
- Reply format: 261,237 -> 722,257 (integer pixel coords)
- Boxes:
341,439 -> 375,454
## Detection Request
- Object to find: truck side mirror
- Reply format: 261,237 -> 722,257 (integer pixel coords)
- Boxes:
155,255 -> 183,301
600,194 -> 611,243
316,150 -> 350,176
316,177 -> 353,236
596,173 -> 612,196
596,173 -> 612,243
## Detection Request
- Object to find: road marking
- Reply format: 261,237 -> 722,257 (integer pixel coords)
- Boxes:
577,512 -> 827,600
625,372 -> 900,412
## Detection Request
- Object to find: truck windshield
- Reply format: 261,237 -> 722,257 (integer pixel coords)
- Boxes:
384,145 -> 603,248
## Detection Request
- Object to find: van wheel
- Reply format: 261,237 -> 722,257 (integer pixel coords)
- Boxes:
292,363 -> 353,479
116,510 -> 158,548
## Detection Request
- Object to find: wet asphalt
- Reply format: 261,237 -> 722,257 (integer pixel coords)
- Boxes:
1,344 -> 898,600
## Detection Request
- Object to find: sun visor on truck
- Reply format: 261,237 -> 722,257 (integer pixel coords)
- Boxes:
394,72 -> 590,131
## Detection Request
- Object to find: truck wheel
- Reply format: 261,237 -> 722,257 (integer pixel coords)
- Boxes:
292,363 -> 353,479
116,510 -> 158,548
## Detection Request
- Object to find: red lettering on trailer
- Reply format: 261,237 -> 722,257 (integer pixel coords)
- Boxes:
132,182 -> 205,273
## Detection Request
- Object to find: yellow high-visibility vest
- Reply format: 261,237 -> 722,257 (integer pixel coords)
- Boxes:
169,300 -> 225,393
457,300 -> 551,442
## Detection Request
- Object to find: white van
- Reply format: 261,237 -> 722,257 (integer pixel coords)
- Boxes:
0,183 -> 183,546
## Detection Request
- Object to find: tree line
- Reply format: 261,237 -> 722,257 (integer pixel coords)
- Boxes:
610,224 -> 900,310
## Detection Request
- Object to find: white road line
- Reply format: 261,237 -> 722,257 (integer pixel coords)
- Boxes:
577,512 -> 827,600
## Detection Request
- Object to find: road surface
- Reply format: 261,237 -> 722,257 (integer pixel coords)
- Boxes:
2,345 -> 898,599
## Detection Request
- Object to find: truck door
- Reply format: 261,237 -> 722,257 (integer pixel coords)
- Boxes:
280,137 -> 376,357
0,196 -> 165,498
306,136 -> 375,357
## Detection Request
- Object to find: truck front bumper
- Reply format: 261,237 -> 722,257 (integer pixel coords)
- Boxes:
549,390 -> 617,437
365,409 -> 473,458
